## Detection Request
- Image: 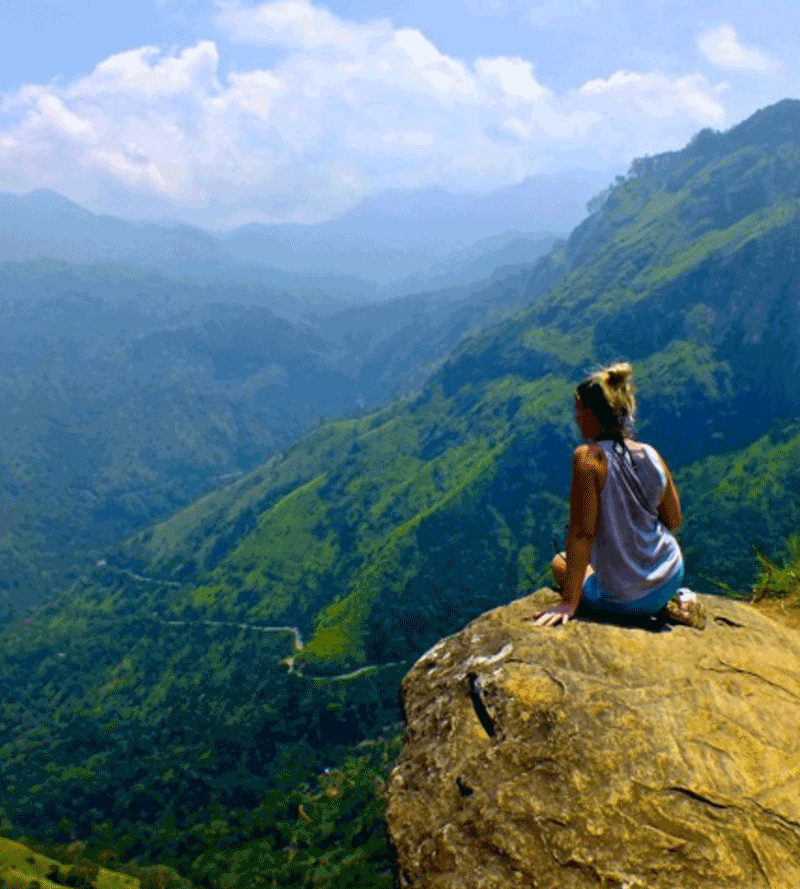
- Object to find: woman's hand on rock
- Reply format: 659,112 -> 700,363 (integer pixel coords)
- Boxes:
532,602 -> 577,627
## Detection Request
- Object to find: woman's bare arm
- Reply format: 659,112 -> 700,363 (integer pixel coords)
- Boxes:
656,453 -> 682,531
559,446 -> 601,607
534,445 -> 600,626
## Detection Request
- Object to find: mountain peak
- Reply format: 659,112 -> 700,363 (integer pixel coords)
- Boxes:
724,97 -> 800,151
0,188 -> 94,220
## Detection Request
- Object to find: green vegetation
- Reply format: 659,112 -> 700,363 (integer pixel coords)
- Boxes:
0,588 -> 406,888
4,733 -> 402,889
670,416 -> 800,594
751,533 -> 800,603
0,250 -> 544,616
647,198 -> 800,287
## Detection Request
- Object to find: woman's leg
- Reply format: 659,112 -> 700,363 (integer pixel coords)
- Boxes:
550,551 -> 594,591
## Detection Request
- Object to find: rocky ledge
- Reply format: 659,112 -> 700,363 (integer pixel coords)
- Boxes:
386,588 -> 800,889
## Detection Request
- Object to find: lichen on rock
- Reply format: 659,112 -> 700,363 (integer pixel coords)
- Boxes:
386,588 -> 800,888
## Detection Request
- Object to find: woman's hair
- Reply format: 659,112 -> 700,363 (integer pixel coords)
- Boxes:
576,362 -> 637,438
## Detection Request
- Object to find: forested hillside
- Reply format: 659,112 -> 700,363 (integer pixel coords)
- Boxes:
0,254 -> 550,617
2,99 -> 800,889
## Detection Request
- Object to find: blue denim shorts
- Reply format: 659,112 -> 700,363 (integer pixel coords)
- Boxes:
582,562 -> 685,615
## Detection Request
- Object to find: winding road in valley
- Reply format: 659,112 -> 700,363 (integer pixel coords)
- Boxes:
46,561 -> 409,682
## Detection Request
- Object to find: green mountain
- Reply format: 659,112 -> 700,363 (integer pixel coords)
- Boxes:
3,99 -> 800,888
0,265 -> 366,618
0,255 -> 557,619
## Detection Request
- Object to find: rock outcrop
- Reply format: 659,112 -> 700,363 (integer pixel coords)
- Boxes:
386,589 -> 800,888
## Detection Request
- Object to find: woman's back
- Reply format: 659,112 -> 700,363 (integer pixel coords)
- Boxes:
590,438 -> 683,603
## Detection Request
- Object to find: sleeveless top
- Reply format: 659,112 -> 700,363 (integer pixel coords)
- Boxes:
589,438 -> 683,603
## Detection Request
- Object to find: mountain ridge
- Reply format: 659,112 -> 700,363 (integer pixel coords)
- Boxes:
0,179 -> 590,295
0,249 -> 559,616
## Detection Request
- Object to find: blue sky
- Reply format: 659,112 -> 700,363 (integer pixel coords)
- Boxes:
1,0 -> 796,228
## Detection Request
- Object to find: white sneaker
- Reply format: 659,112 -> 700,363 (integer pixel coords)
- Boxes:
665,589 -> 706,629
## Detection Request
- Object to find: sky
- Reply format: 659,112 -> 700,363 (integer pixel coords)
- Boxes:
0,0 -> 796,229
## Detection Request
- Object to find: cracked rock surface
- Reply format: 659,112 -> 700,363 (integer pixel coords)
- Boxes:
386,588 -> 800,888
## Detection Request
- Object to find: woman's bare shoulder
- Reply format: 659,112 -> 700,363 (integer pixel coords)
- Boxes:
574,443 -> 607,487
574,442 -> 606,460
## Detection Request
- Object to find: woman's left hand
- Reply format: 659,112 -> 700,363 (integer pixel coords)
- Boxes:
532,602 -> 577,627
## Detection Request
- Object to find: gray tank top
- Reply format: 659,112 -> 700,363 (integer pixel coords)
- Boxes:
589,438 -> 683,603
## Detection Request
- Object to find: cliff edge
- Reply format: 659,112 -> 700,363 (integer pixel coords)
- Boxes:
386,588 -> 800,888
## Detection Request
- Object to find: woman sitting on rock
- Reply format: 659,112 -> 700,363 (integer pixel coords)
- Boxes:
534,361 -> 700,628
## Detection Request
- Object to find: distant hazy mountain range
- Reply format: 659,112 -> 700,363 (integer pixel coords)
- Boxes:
0,167 -> 617,298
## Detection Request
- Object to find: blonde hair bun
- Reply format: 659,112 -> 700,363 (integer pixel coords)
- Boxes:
577,361 -> 637,435
602,362 -> 634,389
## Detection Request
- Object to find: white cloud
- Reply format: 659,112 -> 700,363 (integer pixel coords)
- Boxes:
90,42 -> 223,95
698,24 -> 783,74
578,71 -> 726,124
0,0 -> 734,227
215,0 -> 385,51
476,57 -> 549,103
